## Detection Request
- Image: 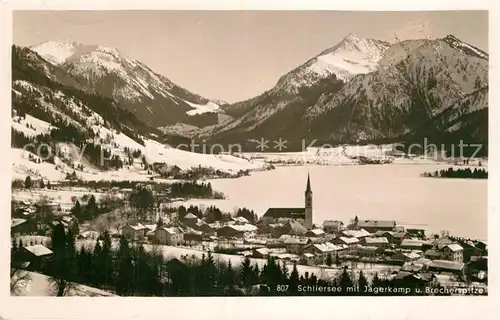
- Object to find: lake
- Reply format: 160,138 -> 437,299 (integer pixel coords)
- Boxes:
185,164 -> 487,240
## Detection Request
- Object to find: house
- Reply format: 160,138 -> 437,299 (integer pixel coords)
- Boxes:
18,244 -> 53,270
233,216 -> 249,224
269,220 -> 308,237
322,220 -> 344,233
305,229 -> 325,238
363,237 -> 389,248
284,237 -> 312,255
442,244 -> 464,262
302,253 -> 316,266
424,249 -> 443,260
252,247 -> 270,258
373,230 -> 395,242
121,223 -> 147,240
358,246 -> 381,259
428,260 -> 466,277
391,232 -> 411,245
155,226 -> 184,246
473,240 -> 487,252
356,220 -> 396,233
342,229 -> 371,239
216,224 -> 258,238
303,242 -> 342,265
393,271 -> 436,289
401,239 -> 431,251
334,237 -> 359,255
458,241 -> 485,262
183,229 -> 203,245
395,251 -> 421,262
199,223 -> 217,237
11,218 -> 35,236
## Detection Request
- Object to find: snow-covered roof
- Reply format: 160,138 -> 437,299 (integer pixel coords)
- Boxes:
446,244 -> 464,252
312,242 -> 342,253
124,223 -> 147,231
227,224 -> 258,232
234,216 -> 249,223
339,236 -> 359,244
184,213 -> 198,219
11,218 -> 27,228
343,229 -> 371,238
307,229 -> 325,236
23,244 -> 53,257
365,237 -> 389,244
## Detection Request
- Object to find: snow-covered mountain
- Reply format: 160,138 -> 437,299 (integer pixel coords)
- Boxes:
209,34 -> 488,151
274,33 -> 391,93
11,46 -> 266,181
30,41 -> 223,128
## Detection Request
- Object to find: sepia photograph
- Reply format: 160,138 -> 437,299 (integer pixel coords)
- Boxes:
3,3 -> 494,309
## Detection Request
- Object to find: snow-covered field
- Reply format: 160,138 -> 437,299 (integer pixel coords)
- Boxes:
11,271 -> 115,296
12,187 -> 121,206
11,113 -> 267,182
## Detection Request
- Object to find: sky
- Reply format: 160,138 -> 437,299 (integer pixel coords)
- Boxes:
13,11 -> 488,102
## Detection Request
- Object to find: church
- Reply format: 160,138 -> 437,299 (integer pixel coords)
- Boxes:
262,173 -> 313,229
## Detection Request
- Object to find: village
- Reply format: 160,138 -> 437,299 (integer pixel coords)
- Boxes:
10,173 -> 488,296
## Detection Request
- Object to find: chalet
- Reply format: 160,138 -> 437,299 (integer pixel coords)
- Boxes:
217,224 -> 258,238
428,260 -> 466,277
302,253 -> 316,266
284,237 -> 311,255
155,227 -> 184,246
473,240 -> 487,252
303,242 -> 342,265
121,223 -> 147,240
442,244 -> 464,263
364,237 -> 389,248
198,223 -> 217,237
356,220 -> 396,233
334,237 -> 359,255
322,220 -> 344,233
18,244 -> 53,270
233,216 -> 249,224
391,232 -> 411,245
305,229 -> 325,238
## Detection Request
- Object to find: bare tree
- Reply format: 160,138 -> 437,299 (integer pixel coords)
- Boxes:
48,276 -> 78,297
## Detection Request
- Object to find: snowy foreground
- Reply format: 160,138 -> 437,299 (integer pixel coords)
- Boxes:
11,271 -> 115,297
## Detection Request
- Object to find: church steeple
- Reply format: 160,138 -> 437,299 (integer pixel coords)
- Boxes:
304,173 -> 313,229
306,173 -> 312,193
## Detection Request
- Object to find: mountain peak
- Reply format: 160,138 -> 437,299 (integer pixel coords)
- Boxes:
442,34 -> 488,60
31,41 -> 98,65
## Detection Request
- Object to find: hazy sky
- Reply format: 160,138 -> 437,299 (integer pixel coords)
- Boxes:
13,11 -> 488,102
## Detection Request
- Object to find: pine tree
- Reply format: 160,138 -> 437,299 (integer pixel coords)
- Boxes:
40,179 -> 45,188
240,256 -> 253,290
18,239 -> 23,248
116,236 -> 133,295
24,176 -> 32,189
289,263 -> 300,294
85,195 -> 98,219
71,200 -> 83,220
358,270 -> 369,294
337,267 -> 353,294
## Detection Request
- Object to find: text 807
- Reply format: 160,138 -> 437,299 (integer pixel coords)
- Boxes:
276,285 -> 289,292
